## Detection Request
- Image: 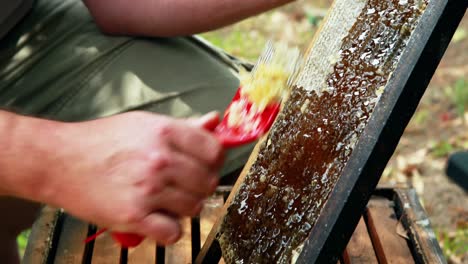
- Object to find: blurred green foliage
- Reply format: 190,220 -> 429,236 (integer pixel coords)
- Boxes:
202,29 -> 267,62
436,228 -> 468,262
443,78 -> 468,120
201,7 -> 318,62
411,109 -> 430,127
17,229 -> 30,258
452,28 -> 467,43
452,78 -> 468,119
431,140 -> 455,158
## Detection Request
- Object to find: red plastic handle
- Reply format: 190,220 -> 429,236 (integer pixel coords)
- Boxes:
111,232 -> 145,248
83,228 -> 144,248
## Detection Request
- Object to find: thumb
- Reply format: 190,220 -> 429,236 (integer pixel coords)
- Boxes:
189,111 -> 220,131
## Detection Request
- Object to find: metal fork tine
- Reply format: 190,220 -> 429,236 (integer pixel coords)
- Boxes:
247,40 -> 302,90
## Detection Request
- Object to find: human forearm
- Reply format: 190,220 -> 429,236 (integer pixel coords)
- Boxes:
84,0 -> 295,37
0,111 -> 62,202
0,109 -> 225,244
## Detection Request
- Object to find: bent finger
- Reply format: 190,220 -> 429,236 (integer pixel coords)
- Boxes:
162,120 -> 224,169
151,150 -> 218,196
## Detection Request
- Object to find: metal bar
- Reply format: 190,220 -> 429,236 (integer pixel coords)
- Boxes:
191,217 -> 201,263
156,245 -> 165,264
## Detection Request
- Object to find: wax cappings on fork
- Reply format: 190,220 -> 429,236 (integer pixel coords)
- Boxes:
240,41 -> 301,109
214,41 -> 303,147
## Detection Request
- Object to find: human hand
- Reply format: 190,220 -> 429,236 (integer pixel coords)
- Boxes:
45,111 -> 224,245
